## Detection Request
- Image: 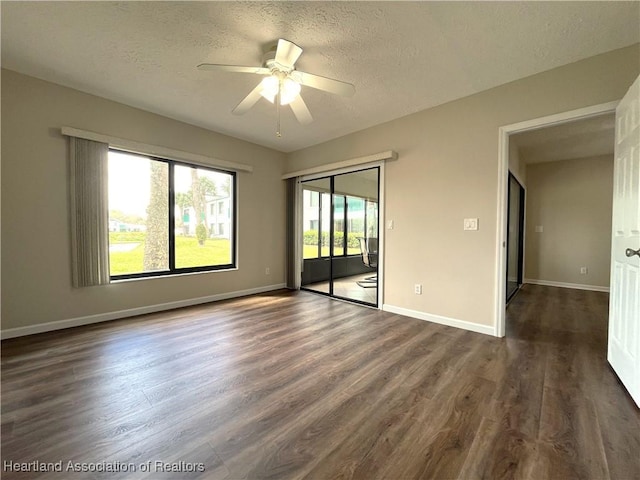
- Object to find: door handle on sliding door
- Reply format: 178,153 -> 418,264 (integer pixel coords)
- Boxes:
625,248 -> 640,258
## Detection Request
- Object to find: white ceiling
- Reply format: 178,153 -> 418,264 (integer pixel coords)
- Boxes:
2,1 -> 639,153
512,113 -> 616,164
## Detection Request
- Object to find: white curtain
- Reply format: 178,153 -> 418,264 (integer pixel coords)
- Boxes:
69,137 -> 110,287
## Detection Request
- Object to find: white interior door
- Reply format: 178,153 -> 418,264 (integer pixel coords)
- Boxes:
608,74 -> 640,408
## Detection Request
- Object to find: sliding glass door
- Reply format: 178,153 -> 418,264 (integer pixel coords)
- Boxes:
301,177 -> 331,294
506,174 -> 525,302
301,167 -> 379,306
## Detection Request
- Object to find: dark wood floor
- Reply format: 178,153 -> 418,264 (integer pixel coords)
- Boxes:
2,285 -> 639,479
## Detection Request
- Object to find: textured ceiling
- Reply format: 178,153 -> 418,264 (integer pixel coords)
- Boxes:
513,113 -> 616,164
2,1 -> 639,152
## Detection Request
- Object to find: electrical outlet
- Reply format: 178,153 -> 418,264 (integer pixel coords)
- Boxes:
414,284 -> 422,295
265,267 -> 270,275
388,220 -> 394,230
464,218 -> 479,231
535,225 -> 544,233
580,267 -> 588,275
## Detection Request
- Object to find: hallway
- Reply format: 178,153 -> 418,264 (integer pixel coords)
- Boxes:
496,284 -> 639,479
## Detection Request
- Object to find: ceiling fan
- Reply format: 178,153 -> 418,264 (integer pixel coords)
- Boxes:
197,39 -> 355,136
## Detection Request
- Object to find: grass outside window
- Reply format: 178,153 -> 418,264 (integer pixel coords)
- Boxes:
109,233 -> 232,275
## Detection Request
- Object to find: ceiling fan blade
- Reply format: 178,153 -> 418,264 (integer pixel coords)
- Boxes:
233,83 -> 264,115
275,39 -> 303,69
291,70 -> 355,97
289,95 -> 313,125
197,64 -> 270,75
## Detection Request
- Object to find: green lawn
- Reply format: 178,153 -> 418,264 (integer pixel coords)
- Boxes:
110,234 -> 360,274
109,234 -> 231,275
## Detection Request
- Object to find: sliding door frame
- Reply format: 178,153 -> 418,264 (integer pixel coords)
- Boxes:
299,161 -> 385,308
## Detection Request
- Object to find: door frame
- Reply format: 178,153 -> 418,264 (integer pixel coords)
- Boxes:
494,100 -> 619,337
300,161 -> 385,309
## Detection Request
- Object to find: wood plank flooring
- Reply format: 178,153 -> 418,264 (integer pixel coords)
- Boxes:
1,285 -> 639,479
304,273 -> 378,305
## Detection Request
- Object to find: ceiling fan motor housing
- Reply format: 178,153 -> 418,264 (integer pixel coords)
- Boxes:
262,43 -> 293,74
262,42 -> 278,63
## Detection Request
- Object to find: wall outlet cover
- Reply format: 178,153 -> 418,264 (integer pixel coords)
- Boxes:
464,218 -> 479,231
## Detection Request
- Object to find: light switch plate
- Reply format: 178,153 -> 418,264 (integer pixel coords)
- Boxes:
464,218 -> 479,231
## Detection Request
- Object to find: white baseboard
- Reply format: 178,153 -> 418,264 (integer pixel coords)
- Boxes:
1,283 -> 287,340
382,304 -> 495,337
524,278 -> 609,293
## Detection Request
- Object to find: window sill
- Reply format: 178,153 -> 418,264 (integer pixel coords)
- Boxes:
109,266 -> 239,284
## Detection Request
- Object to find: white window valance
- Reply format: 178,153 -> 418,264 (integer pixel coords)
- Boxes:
281,150 -> 397,180
62,127 -> 253,173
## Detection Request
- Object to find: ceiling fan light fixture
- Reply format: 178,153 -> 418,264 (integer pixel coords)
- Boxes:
259,76 -> 278,103
280,78 -> 301,105
259,75 -> 300,105
199,38 -> 354,127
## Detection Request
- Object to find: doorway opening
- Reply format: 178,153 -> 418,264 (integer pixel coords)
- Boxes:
495,101 -> 618,337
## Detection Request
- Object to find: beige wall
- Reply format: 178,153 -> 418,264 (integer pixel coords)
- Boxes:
286,45 -> 639,328
509,140 -> 526,187
2,44 -> 638,335
524,155 -> 613,288
1,69 -> 286,331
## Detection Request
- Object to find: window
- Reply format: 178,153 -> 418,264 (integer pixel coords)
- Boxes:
333,195 -> 345,256
365,199 -> 379,238
108,149 -> 236,279
346,196 -> 365,255
303,190 -> 321,259
302,187 -> 373,259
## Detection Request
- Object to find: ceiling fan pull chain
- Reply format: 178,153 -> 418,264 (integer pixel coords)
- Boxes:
276,80 -> 282,137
